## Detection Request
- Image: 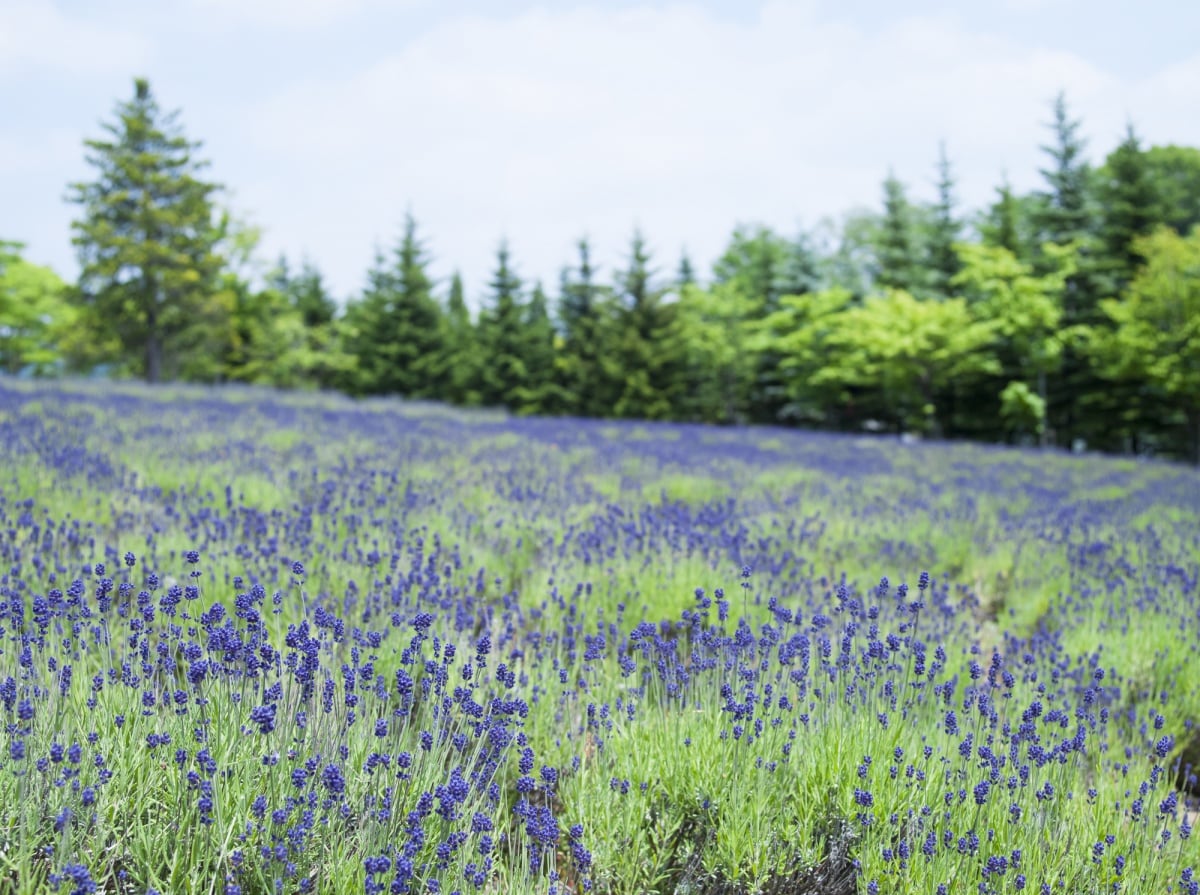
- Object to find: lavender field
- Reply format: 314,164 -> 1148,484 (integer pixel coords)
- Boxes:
2,381 -> 1200,895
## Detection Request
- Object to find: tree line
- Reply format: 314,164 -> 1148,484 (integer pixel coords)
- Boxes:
3,79 -> 1200,462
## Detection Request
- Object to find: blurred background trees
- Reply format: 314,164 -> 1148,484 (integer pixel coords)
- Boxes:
4,79 -> 1200,462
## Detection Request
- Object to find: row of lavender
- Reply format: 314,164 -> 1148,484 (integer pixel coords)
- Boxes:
1,380 -> 1199,894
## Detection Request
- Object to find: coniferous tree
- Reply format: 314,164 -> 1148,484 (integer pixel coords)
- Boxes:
775,230 -> 823,297
611,230 -> 679,419
926,143 -> 962,298
516,281 -> 569,415
388,213 -> 445,397
438,271 -> 482,406
676,250 -> 696,288
342,214 -> 445,398
478,241 -> 528,409
978,177 -> 1029,261
559,239 -> 616,417
268,255 -> 346,390
713,225 -> 791,311
875,172 -> 922,294
1143,145 -> 1200,234
1031,92 -> 1108,449
1098,124 -> 1161,290
68,78 -> 225,382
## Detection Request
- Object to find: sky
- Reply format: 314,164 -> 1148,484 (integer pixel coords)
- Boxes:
2,0 -> 1199,305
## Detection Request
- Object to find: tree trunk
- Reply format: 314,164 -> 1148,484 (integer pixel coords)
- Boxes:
145,331 -> 162,384
1189,408 -> 1200,467
1037,369 -> 1049,448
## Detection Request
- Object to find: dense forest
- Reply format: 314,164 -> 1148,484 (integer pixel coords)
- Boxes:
3,78 -> 1200,461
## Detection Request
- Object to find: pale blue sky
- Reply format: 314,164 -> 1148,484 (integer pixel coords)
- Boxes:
3,0 -> 1198,302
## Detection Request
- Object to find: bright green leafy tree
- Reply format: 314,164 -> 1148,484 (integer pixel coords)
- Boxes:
1090,226 -> 1200,463
1144,145 -> 1200,235
818,290 -> 999,436
0,243 -> 76,375
952,242 -> 1076,443
752,287 -> 857,427
672,281 -> 757,424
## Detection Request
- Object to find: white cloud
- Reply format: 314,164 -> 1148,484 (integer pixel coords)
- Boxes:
8,1 -> 1200,300
186,0 -> 412,29
0,0 -> 147,73
239,1 -> 1182,299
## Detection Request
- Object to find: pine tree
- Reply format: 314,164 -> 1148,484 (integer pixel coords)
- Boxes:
267,255 -> 345,390
775,230 -> 822,297
68,78 -> 225,382
342,214 -> 445,398
926,143 -> 962,298
610,230 -> 679,420
478,241 -> 528,409
558,238 -> 615,417
713,225 -> 790,311
676,249 -> 696,288
875,172 -> 922,294
978,177 -> 1028,261
438,271 -> 482,406
1098,124 -> 1161,290
1033,93 -> 1094,253
1030,92 -> 1109,450
515,281 -> 568,415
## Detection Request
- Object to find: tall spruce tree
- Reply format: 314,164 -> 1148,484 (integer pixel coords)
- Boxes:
979,177 -> 1029,261
558,238 -> 616,417
69,78 -> 225,382
1031,92 -> 1109,449
1098,124 -> 1161,290
611,230 -> 678,419
343,214 -> 445,398
438,271 -> 482,406
926,143 -> 962,298
676,249 -> 696,288
1144,145 -> 1200,234
268,255 -> 345,390
516,281 -> 568,415
478,241 -> 528,409
875,172 -> 922,294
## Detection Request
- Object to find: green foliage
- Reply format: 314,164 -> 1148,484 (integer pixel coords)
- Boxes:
341,214 -> 446,398
952,241 -> 1076,442
671,282 -> 757,424
437,271 -> 484,407
1091,226 -> 1200,461
924,143 -> 962,298
513,281 -> 571,415
0,245 -> 75,375
558,239 -> 619,417
1098,125 -> 1163,290
478,241 -> 530,409
609,230 -> 680,420
977,177 -> 1033,262
68,78 -> 225,383
1144,144 -> 1200,234
817,290 -> 1000,435
999,380 -> 1046,439
753,287 -> 857,426
874,173 -> 924,294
